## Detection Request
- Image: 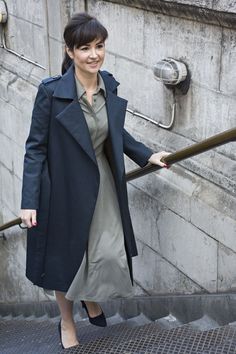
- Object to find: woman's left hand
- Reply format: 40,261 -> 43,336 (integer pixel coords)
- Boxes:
148,151 -> 171,168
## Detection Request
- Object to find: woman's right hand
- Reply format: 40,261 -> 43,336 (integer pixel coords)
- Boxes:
20,209 -> 37,228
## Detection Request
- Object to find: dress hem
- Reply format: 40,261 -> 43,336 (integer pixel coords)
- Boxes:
65,292 -> 134,303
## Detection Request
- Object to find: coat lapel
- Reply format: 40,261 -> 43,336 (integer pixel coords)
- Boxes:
54,65 -> 97,165
55,100 -> 97,165
100,70 -> 128,144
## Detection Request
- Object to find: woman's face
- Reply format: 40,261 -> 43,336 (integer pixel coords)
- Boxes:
67,38 -> 105,76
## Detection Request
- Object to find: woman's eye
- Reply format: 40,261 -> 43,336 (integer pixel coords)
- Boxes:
97,44 -> 104,49
81,47 -> 89,51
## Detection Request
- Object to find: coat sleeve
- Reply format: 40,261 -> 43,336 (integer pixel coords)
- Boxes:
123,129 -> 153,168
21,83 -> 51,209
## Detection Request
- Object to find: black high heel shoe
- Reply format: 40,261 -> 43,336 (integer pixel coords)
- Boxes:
58,320 -> 65,349
81,301 -> 107,327
58,320 -> 79,349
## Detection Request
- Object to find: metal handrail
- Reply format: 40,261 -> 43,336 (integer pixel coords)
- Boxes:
127,127 -> 236,181
0,127 -> 236,233
0,217 -> 23,232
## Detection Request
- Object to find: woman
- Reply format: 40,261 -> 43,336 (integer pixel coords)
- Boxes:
20,13 -> 169,349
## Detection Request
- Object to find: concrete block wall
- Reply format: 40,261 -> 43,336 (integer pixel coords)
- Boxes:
0,0 -> 235,302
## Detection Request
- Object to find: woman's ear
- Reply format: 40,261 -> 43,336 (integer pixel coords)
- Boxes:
65,46 -> 74,60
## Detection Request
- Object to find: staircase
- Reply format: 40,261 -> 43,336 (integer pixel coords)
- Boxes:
1,295 -> 236,353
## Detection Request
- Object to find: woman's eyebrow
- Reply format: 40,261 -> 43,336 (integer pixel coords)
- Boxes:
79,40 -> 104,48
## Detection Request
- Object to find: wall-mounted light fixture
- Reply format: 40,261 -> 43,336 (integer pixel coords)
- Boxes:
127,58 -> 190,130
152,58 -> 190,129
153,58 -> 187,85
153,58 -> 190,94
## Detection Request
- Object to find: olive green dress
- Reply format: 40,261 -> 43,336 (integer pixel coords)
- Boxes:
65,74 -> 134,302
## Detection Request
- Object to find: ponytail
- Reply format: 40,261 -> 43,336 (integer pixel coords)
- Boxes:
61,51 -> 73,75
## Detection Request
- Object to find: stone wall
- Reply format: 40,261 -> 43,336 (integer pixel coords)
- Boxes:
0,0 -> 235,302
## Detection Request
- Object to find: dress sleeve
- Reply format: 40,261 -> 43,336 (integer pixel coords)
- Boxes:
123,128 -> 153,168
21,83 -> 51,209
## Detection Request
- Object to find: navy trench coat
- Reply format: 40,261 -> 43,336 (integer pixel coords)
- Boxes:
21,64 -> 153,292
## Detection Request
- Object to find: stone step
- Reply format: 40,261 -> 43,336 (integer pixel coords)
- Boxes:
155,313 -> 183,329
186,314 -> 221,331
126,313 -> 152,326
106,313 -> 124,326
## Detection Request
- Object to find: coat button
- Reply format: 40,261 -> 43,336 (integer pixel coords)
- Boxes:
41,273 -> 45,278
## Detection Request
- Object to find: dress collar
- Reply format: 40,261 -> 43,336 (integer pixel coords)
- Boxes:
74,72 -> 106,100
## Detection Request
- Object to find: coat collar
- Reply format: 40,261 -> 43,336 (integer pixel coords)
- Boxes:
53,64 -> 119,99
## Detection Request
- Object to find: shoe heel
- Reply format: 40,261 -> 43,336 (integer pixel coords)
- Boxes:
58,320 -> 65,349
80,300 -> 107,327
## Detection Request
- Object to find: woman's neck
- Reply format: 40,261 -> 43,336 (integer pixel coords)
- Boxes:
75,68 -> 98,92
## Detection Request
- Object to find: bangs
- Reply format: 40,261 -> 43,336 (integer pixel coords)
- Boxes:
73,18 -> 108,48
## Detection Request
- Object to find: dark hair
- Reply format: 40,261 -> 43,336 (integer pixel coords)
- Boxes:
61,13 -> 108,74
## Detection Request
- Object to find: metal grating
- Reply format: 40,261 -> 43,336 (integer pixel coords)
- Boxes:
61,323 -> 236,354
1,318 -> 236,353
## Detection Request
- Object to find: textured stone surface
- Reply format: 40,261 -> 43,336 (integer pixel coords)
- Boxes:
102,0 -> 236,14
218,243 -> 236,292
1,167 -> 15,214
46,0 -> 64,41
89,2 -> 146,64
157,209 -> 218,292
175,84 -> 236,143
213,1 -> 236,12
6,0 -> 44,26
163,0 -> 214,7
220,28 -> 236,96
190,182 -> 236,252
128,183 -> 218,292
0,134 -> 13,172
6,13 -> 47,68
47,37 -> 64,77
0,229 -> 40,303
133,239 -> 203,294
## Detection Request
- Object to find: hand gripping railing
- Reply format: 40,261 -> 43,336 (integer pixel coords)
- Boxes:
0,127 -> 236,235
